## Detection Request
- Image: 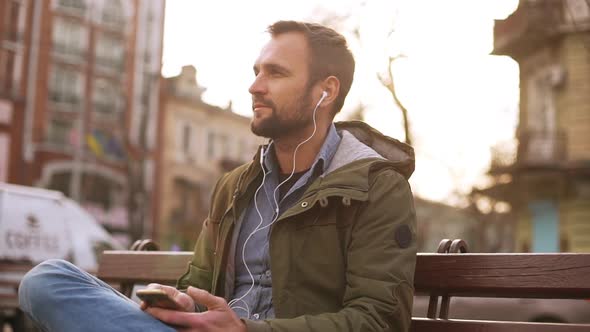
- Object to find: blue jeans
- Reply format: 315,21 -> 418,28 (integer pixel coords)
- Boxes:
18,259 -> 176,332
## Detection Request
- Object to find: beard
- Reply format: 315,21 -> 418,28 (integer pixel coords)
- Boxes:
250,87 -> 314,139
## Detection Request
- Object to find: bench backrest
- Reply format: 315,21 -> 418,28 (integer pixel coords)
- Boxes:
97,251 -> 590,298
414,253 -> 590,299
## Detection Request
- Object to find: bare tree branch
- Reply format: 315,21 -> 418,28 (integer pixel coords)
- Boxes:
377,55 -> 412,146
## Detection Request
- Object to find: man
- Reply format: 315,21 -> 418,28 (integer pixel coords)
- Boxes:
19,21 -> 417,332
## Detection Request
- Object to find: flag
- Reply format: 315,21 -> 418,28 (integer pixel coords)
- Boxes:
86,134 -> 103,156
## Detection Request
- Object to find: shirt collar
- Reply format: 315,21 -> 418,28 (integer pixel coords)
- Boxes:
263,123 -> 341,176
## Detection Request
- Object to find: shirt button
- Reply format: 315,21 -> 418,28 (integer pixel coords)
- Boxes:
253,313 -> 260,319
265,270 -> 271,277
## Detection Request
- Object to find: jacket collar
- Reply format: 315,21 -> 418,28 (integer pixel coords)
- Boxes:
240,121 -> 415,195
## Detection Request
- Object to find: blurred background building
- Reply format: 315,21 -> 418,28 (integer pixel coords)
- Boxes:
0,0 -> 165,246
1,0 -> 588,254
475,0 -> 590,252
157,65 -> 260,250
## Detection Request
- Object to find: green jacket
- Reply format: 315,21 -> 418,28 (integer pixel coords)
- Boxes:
177,121 -> 417,332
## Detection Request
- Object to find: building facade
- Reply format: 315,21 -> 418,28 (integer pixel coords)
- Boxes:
0,0 -> 165,246
157,65 -> 262,250
483,0 -> 590,252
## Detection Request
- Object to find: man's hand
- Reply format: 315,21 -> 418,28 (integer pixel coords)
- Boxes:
144,286 -> 247,332
139,283 -> 195,313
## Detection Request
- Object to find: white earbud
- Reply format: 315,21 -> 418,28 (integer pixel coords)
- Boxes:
316,91 -> 328,108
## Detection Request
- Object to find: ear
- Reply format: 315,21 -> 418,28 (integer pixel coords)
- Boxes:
320,76 -> 340,110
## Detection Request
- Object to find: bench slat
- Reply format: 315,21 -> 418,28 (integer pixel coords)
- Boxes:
97,251 -> 193,285
414,253 -> 590,299
411,318 -> 590,332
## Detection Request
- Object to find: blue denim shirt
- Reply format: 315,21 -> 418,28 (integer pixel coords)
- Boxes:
230,124 -> 341,320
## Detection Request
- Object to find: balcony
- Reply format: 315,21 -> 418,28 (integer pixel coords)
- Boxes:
489,130 -> 567,174
516,129 -> 567,168
48,91 -> 82,107
94,55 -> 125,73
493,0 -> 564,58
52,42 -> 87,61
55,0 -> 88,17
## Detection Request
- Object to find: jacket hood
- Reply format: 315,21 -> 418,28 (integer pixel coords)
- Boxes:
331,121 -> 415,179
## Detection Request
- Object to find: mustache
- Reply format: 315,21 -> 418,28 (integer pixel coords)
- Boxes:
252,97 -> 276,110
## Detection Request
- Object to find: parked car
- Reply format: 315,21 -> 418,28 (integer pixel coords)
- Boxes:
413,295 -> 590,324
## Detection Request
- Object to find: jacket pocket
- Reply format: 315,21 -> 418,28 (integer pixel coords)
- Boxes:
182,263 -> 213,293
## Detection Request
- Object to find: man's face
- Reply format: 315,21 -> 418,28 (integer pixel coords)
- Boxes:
249,32 -> 315,139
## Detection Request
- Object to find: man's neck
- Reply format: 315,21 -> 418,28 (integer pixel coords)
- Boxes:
272,124 -> 330,174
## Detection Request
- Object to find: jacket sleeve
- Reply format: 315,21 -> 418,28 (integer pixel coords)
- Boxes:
245,169 -> 418,332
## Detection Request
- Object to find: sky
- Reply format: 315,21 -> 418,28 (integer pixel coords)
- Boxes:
162,0 -> 521,205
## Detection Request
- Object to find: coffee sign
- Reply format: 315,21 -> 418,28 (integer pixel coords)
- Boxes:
0,193 -> 70,262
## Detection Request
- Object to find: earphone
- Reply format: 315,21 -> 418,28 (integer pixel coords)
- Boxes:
228,90 -> 328,318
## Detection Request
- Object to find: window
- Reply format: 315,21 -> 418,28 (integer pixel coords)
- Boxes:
95,33 -> 124,69
93,78 -> 122,117
48,65 -> 83,106
182,124 -> 191,155
140,73 -> 152,107
0,49 -> 15,94
52,17 -> 87,57
102,0 -> 126,28
57,0 -> 87,15
2,0 -> 26,43
0,133 -> 9,182
527,73 -> 555,133
207,131 -> 215,158
47,172 -> 71,197
47,118 -> 74,145
218,134 -> 229,158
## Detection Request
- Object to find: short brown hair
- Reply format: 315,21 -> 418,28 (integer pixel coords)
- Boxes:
267,20 -> 355,114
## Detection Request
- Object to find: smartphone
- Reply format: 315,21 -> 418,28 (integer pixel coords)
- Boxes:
136,288 -> 183,310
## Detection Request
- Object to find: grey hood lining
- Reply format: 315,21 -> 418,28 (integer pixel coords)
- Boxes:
326,130 -> 384,174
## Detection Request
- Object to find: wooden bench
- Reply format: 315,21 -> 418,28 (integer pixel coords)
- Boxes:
97,239 -> 590,332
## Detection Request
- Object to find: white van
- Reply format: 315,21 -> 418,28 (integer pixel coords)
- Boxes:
0,183 -> 124,330
0,182 -> 123,271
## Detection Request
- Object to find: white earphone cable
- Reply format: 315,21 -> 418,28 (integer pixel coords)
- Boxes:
228,92 -> 327,317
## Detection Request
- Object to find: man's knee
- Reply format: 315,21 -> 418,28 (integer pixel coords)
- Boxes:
19,259 -> 76,312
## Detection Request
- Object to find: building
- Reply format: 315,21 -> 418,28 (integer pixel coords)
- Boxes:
0,0 -> 165,246
477,0 -> 590,252
157,65 -> 262,250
